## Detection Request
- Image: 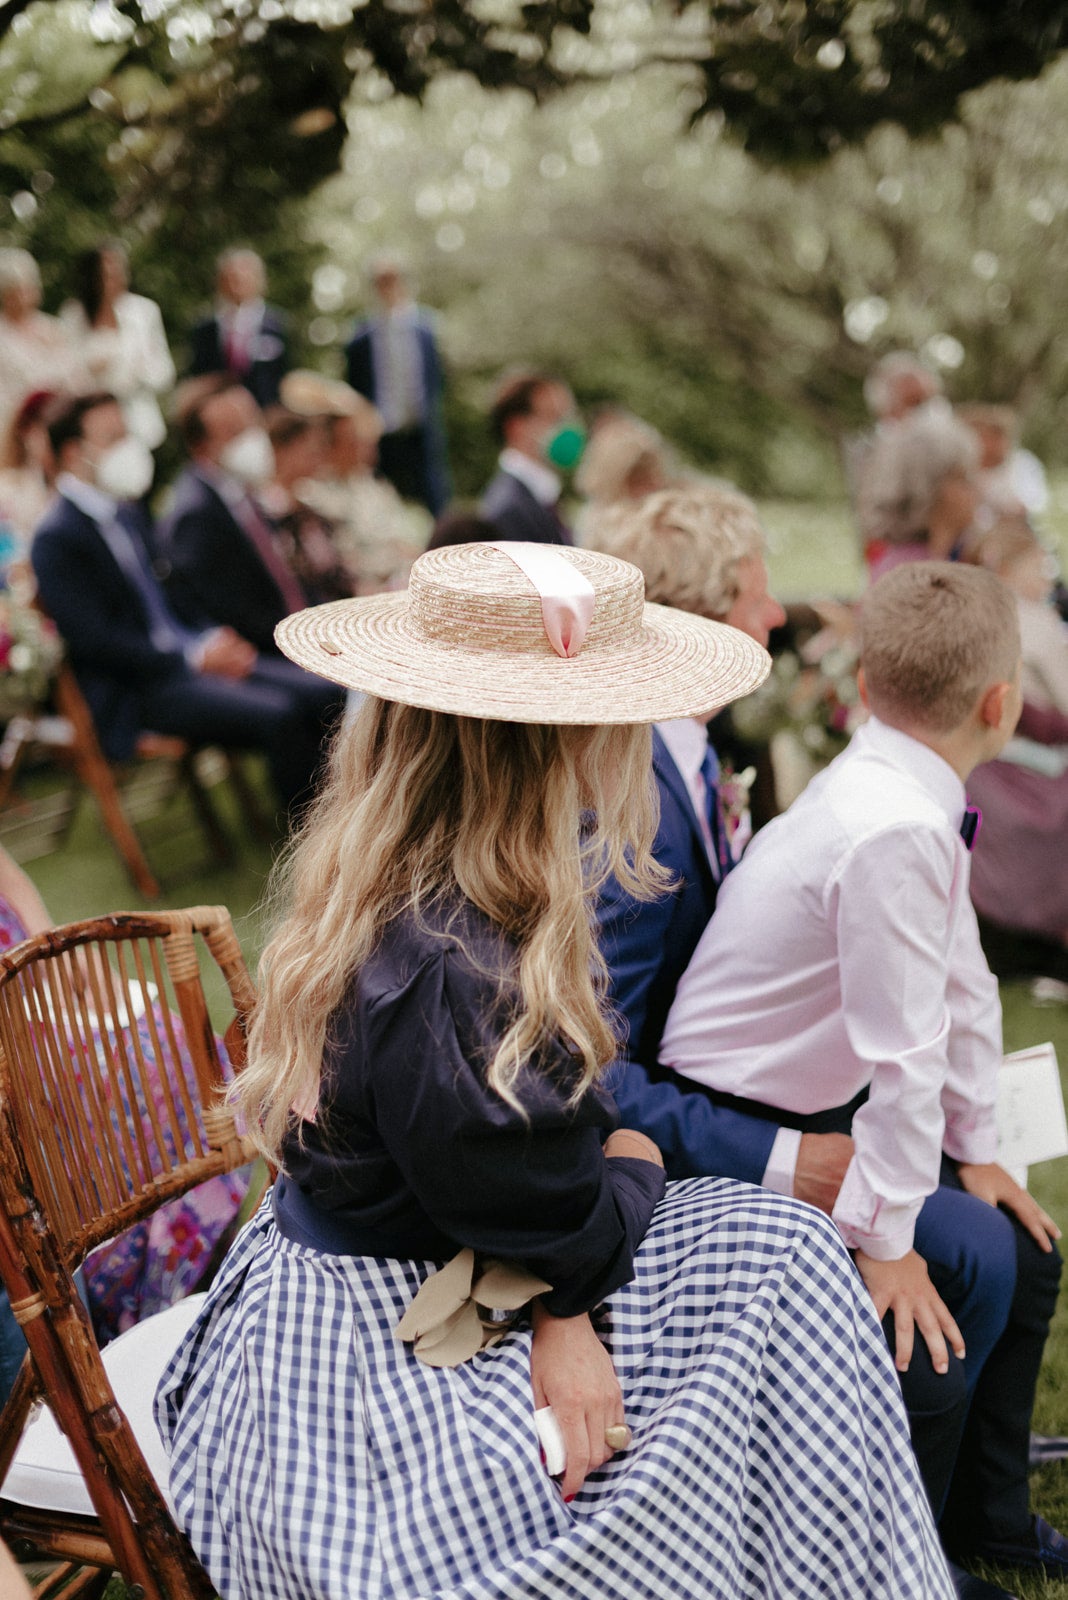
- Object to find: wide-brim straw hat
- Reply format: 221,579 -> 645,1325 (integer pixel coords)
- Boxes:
275,541 -> 770,724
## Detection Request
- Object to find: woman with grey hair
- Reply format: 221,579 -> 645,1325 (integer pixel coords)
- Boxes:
0,249 -> 87,438
858,406 -> 980,580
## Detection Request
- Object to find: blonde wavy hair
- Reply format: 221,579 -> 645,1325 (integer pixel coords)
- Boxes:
236,696 -> 666,1162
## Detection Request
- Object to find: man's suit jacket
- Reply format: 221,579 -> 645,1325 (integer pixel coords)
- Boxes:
345,312 -> 449,514
31,494 -> 191,761
598,729 -> 778,1183
188,306 -> 289,408
480,469 -> 572,546
160,468 -> 297,656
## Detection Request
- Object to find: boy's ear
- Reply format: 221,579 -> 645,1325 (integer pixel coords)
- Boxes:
856,665 -> 869,709
977,679 -> 1011,729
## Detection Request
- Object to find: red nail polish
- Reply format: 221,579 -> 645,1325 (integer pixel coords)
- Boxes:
564,1494 -> 575,1503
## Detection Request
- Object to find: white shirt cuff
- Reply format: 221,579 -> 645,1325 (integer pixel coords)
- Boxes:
762,1127 -> 802,1197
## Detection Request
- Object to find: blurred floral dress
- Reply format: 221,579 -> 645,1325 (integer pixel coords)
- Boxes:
0,895 -> 248,1343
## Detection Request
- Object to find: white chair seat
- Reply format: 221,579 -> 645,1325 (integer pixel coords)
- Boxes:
1,1293 -> 205,1518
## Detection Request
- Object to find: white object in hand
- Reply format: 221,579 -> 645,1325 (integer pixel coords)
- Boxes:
533,1406 -> 566,1477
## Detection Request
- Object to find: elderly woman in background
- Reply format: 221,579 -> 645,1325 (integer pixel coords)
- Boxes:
0,249 -> 87,437
60,240 -> 176,451
0,389 -> 55,548
858,406 -> 980,580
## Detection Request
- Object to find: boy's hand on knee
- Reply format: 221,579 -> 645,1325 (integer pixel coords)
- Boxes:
793,1133 -> 853,1213
854,1249 -> 966,1375
957,1161 -> 1061,1252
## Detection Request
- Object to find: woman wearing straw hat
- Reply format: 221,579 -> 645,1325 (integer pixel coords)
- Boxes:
157,542 -> 953,1599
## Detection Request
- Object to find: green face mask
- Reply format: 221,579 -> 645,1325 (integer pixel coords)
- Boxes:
544,422 -> 587,471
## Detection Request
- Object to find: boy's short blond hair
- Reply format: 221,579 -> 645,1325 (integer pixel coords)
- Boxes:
860,561 -> 1019,734
585,486 -> 764,620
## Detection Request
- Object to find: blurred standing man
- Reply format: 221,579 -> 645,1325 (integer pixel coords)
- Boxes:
344,254 -> 450,516
188,248 -> 289,409
480,370 -> 585,546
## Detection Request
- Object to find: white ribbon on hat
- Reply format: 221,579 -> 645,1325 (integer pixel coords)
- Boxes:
490,541 -> 596,659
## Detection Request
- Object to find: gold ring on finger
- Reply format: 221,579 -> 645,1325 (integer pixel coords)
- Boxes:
604,1424 -> 632,1451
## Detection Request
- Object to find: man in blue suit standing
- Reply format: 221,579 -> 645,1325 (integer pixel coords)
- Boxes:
188,249 -> 290,410
344,255 -> 450,516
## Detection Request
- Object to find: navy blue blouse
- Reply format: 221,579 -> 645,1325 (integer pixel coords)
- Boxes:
274,898 -> 665,1317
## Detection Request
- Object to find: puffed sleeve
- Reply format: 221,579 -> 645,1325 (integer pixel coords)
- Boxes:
358,945 -> 665,1317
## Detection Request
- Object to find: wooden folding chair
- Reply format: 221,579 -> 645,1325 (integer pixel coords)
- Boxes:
0,907 -> 258,1598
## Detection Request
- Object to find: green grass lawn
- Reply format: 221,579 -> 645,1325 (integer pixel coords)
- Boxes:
12,490 -> 1068,1597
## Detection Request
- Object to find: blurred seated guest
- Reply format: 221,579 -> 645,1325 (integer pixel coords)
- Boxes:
188,248 -> 289,409
425,509 -> 500,551
261,407 -> 351,606
0,388 -> 55,548
575,411 -> 673,526
574,411 -> 678,546
0,844 -> 249,1400
957,403 -> 1049,520
281,369 -> 426,593
480,369 -> 585,546
60,240 -> 176,451
859,406 -> 979,580
843,351 -> 945,538
966,515 -> 1068,950
163,377 -> 313,655
0,249 -> 88,436
32,392 -> 341,818
344,252 -> 450,515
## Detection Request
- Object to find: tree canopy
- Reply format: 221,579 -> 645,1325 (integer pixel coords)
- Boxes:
5,1 -> 1068,494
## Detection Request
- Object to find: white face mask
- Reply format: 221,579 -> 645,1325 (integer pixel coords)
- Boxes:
219,426 -> 274,488
93,436 -> 154,502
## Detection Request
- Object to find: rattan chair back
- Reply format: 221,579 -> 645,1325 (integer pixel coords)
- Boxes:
0,906 -> 258,1599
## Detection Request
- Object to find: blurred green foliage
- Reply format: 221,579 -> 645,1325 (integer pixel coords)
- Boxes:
310,57 -> 1068,495
5,2 -> 1068,496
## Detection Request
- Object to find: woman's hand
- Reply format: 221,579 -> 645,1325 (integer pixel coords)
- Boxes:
957,1161 -> 1060,1252
530,1301 -> 626,1500
604,1128 -> 664,1168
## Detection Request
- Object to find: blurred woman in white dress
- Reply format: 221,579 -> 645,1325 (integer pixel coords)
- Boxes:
61,242 -> 175,451
0,250 -> 86,438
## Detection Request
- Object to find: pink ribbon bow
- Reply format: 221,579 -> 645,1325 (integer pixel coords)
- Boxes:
490,541 -> 596,658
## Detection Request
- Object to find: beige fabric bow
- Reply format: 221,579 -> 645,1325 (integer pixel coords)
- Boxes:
396,1248 -> 551,1368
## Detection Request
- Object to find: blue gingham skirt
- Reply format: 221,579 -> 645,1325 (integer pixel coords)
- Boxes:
156,1179 -> 953,1599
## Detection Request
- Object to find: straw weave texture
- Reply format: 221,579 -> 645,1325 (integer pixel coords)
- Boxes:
276,543 -> 770,723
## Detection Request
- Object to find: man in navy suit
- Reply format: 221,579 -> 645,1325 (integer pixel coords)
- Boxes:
161,377 -> 311,656
479,371 -> 583,546
32,393 -> 339,818
345,255 -> 450,516
188,249 -> 289,409
588,487 -> 811,1183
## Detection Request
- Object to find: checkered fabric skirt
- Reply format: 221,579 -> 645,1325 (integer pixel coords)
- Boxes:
157,1178 -> 953,1599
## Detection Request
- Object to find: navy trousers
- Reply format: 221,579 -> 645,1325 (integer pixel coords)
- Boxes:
137,658 -> 343,818
933,1161 -> 1062,1550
